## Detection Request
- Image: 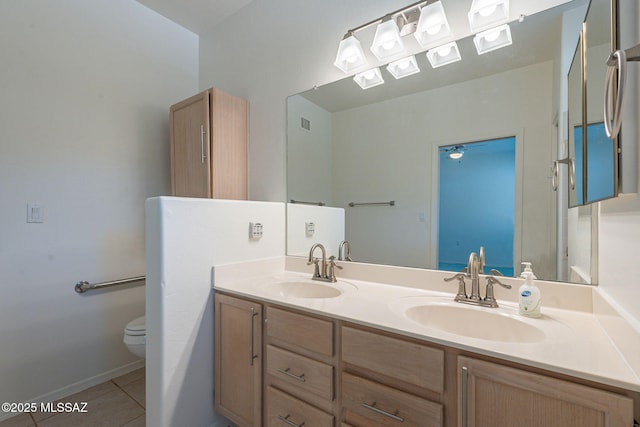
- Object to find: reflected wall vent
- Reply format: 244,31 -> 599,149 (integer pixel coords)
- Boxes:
300,116 -> 311,132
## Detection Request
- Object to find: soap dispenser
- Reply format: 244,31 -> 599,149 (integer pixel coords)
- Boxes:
518,262 -> 541,317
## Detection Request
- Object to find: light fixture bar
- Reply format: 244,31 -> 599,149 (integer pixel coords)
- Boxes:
345,0 -> 429,34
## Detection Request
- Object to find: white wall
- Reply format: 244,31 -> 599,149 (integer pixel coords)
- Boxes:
145,197 -> 285,427
0,0 -> 198,411
287,95 -> 333,205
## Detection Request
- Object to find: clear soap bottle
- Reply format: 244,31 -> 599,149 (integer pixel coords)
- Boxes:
518,262 -> 541,317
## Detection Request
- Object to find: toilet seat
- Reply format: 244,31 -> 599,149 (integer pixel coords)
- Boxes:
125,315 -> 146,336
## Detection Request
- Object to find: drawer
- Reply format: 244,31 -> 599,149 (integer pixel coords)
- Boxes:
266,386 -> 334,427
267,345 -> 334,401
342,373 -> 442,427
341,326 -> 444,394
267,306 -> 333,357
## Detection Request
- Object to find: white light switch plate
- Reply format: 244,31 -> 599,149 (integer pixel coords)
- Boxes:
27,203 -> 44,223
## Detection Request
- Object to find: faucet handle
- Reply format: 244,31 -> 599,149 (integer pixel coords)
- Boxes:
327,256 -> 342,282
484,276 -> 512,308
486,276 -> 511,289
307,257 -> 321,278
444,273 -> 468,300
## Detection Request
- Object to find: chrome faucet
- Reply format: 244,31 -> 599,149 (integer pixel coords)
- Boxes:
307,243 -> 339,282
338,240 -> 352,261
444,247 -> 512,308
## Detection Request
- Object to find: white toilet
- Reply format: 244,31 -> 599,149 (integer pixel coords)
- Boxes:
123,315 -> 146,358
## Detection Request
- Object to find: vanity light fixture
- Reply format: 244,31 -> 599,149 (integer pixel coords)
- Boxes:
387,55 -> 420,79
473,24 -> 512,55
414,1 -> 452,49
334,31 -> 369,73
468,0 -> 509,32
353,67 -> 385,89
426,41 -> 461,68
370,16 -> 406,61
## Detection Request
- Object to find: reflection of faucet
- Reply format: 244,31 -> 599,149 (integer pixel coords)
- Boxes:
308,243 -> 339,282
338,240 -> 352,261
444,247 -> 512,308
467,252 -> 481,300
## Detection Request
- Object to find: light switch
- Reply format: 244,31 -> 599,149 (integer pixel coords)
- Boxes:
27,203 -> 44,223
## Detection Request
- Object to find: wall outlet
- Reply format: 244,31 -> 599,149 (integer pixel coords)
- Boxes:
249,222 -> 263,240
305,222 -> 315,237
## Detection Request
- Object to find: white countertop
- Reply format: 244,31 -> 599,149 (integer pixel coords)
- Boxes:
212,256 -> 640,392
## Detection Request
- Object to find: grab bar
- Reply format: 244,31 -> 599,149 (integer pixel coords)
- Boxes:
604,43 -> 640,139
348,201 -> 395,207
290,199 -> 326,206
75,276 -> 145,293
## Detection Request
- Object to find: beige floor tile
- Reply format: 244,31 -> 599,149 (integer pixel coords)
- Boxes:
0,413 -> 35,427
31,381 -> 120,422
112,368 -> 145,388
37,389 -> 143,427
121,414 -> 145,427
121,378 -> 145,409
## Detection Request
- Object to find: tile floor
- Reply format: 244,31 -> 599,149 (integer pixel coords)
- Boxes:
0,368 -> 145,427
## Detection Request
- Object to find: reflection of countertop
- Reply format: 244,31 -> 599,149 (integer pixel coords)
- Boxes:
212,256 -> 640,392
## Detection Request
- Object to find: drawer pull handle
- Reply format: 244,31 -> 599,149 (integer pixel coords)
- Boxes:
277,414 -> 305,427
277,368 -> 306,382
362,402 -> 404,422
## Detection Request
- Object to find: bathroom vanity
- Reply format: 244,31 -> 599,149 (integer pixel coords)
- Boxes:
213,257 -> 639,427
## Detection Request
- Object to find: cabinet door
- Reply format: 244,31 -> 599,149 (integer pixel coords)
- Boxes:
170,90 -> 211,198
210,88 -> 247,200
458,356 -> 633,427
215,293 -> 262,427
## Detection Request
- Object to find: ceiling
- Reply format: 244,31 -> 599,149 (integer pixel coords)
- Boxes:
135,0 -> 253,34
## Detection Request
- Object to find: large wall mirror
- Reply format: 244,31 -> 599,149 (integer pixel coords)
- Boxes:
287,0 -> 611,284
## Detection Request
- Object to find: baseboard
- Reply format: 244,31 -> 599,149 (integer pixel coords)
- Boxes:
0,359 -> 145,422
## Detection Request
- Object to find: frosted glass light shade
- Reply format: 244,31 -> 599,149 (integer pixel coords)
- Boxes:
370,19 -> 405,61
353,68 -> 384,89
387,56 -> 420,79
414,1 -> 452,49
334,33 -> 369,73
468,0 -> 509,32
473,24 -> 512,54
426,42 -> 461,68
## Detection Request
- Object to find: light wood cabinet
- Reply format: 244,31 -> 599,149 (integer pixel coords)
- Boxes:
170,88 -> 247,199
264,305 -> 337,424
341,325 -> 445,427
214,293 -> 262,427
458,356 -> 634,427
214,293 -> 637,427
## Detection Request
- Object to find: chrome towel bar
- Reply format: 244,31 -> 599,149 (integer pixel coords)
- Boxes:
348,201 -> 395,207
75,276 -> 145,293
290,199 -> 326,206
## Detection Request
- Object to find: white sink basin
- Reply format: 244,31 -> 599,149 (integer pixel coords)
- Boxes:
400,301 -> 546,343
263,279 -> 356,299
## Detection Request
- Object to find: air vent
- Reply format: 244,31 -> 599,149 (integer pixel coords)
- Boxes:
300,116 -> 311,132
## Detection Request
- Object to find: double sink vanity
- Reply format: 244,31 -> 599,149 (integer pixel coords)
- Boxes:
212,255 -> 639,427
